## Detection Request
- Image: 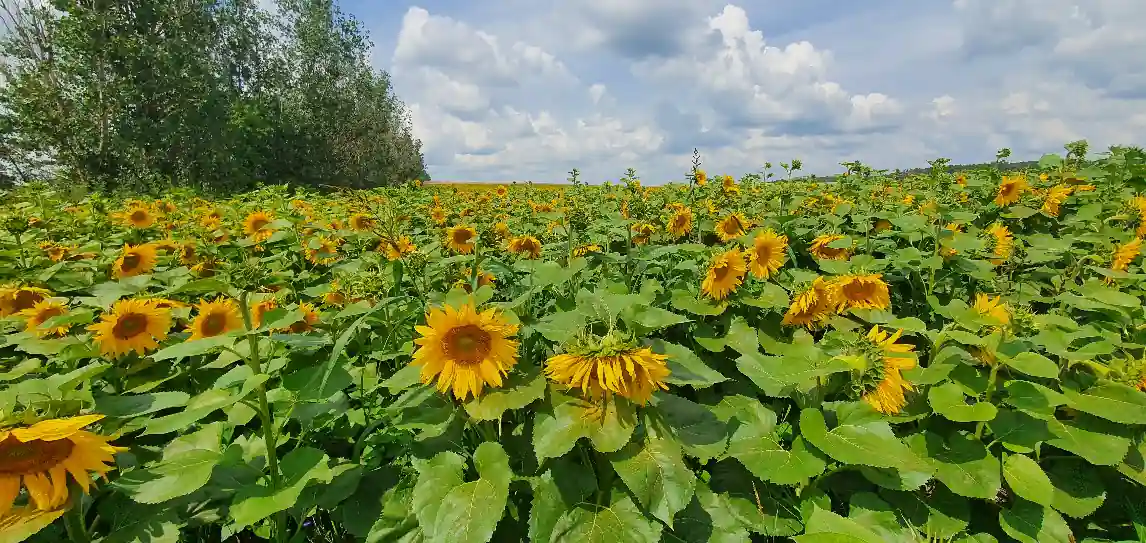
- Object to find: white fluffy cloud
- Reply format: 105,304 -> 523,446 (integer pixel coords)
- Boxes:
383,1 -> 1146,182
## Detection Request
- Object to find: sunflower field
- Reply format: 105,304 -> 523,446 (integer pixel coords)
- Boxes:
2,148 -> 1146,543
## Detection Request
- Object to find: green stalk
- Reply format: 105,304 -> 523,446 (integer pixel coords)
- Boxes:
63,489 -> 89,543
974,362 -> 1003,440
239,291 -> 286,543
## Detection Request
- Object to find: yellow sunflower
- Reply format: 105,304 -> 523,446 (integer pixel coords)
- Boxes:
380,236 -> 417,260
1041,184 -> 1073,217
1111,237 -> 1143,273
430,207 -> 448,225
304,236 -> 342,266
349,213 -> 375,231
153,237 -> 179,252
573,244 -> 602,257
493,222 -> 511,240
445,225 -> 477,254
410,303 -> 520,400
694,169 -> 708,186
39,242 -> 69,262
667,207 -> 693,239
87,299 -> 172,357
632,223 -> 656,245
860,326 -> 917,415
783,277 -> 837,328
283,303 -> 320,333
113,243 -> 158,279
986,223 -> 1013,265
508,236 -> 542,259
120,205 -> 155,229
973,293 -> 1010,328
0,286 -> 51,317
809,234 -> 851,261
994,175 -> 1029,207
243,211 -> 275,242
701,248 -> 747,301
251,298 -> 277,328
545,341 -> 670,405
19,300 -> 70,338
0,414 -> 122,512
496,185 -> 508,197
715,213 -> 748,242
457,268 -> 497,293
748,230 -> 788,279
188,298 -> 242,340
834,273 -> 890,311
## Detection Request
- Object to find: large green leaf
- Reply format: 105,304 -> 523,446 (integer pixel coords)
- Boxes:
411,452 -> 466,540
1061,381 -> 1146,424
1046,415 -> 1131,466
793,507 -> 884,543
669,480 -> 751,543
549,490 -> 663,543
928,382 -> 997,422
909,432 -> 1000,500
1001,352 -> 1059,379
533,392 -> 636,460
1045,461 -> 1105,518
1002,381 -> 1065,419
650,340 -> 727,388
706,460 -> 803,537
229,447 -> 334,529
737,352 -> 849,397
608,433 -> 697,526
987,409 -> 1054,453
1002,454 -> 1053,506
880,486 -> 969,540
650,393 -> 731,462
464,366 -> 547,421
95,391 -> 190,418
528,459 -> 597,543
430,442 -> 513,543
799,409 -> 928,472
998,500 -> 1073,543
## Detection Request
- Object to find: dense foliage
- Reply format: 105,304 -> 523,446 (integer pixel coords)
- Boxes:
0,0 -> 427,193
2,145 -> 1146,542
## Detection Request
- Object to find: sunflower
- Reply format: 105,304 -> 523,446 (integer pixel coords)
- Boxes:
322,285 -> 348,306
721,175 -> 737,191
496,185 -> 508,197
0,286 -> 50,317
939,223 -> 963,258
632,223 -> 656,245
508,236 -> 542,259
143,297 -> 188,310
748,230 -> 788,279
1111,237 -> 1142,273
545,333 -> 670,405
834,273 -> 890,311
188,298 -> 242,340
430,207 -> 448,225
19,300 -> 70,338
87,299 -> 172,357
458,268 -> 496,293
409,303 -> 520,400
39,242 -> 69,262
973,293 -> 1010,328
994,175 -> 1029,207
1041,184 -> 1073,217
380,236 -> 417,260
283,303 -> 320,333
986,223 -> 1013,265
701,248 -> 747,300
349,213 -> 375,231
872,219 -> 893,233
715,213 -> 748,242
251,298 -> 277,328
573,244 -> 602,257
694,169 -> 708,187
783,277 -> 837,328
111,243 -> 158,279
153,237 -> 179,253
493,222 -> 511,240
667,207 -> 693,239
859,326 -> 917,415
304,236 -> 342,266
0,414 -> 122,512
191,259 -> 217,278
809,234 -> 850,261
243,211 -> 275,242
121,205 -> 155,228
445,225 -> 477,254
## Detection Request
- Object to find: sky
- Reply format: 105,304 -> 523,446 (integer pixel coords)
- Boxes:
335,0 -> 1146,183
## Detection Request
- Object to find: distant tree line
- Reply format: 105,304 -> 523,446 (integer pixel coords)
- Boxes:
0,0 -> 428,193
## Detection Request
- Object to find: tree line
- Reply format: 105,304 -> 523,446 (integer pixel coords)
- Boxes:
0,0 -> 428,193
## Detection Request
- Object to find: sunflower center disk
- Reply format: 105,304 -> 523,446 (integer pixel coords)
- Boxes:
0,436 -> 74,474
713,264 -> 731,281
442,324 -> 492,366
130,211 -> 147,222
842,281 -> 875,301
113,313 -> 149,339
121,253 -> 141,271
201,313 -> 228,336
13,291 -> 43,311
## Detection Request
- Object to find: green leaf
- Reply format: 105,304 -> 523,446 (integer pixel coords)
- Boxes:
928,383 -> 997,422
627,305 -> 689,331
998,500 -> 1073,543
149,335 -> 237,362
608,433 -> 696,526
651,393 -> 730,462
651,340 -> 727,388
1001,352 -> 1059,379
724,317 -> 759,355
1047,415 -> 1131,466
737,352 -> 849,397
911,432 -> 1000,500
550,491 -> 663,543
1002,454 -> 1053,506
670,480 -> 751,543
464,367 -> 547,420
378,363 -> 422,393
880,486 -> 970,540
671,290 -> 727,316
533,392 -> 636,460
412,452 -> 466,541
1061,381 -> 1146,424
1045,461 -> 1105,518
142,389 -> 240,435
95,391 -> 190,418
799,409 -> 928,472
120,447 -> 222,504
283,362 -> 353,402
1002,381 -> 1066,419
529,459 -> 597,543
1117,438 -> 1146,486
534,310 -> 587,344
988,409 -> 1054,453
706,460 -> 803,537
229,447 -> 333,529
431,442 -> 513,543
793,507 -> 883,543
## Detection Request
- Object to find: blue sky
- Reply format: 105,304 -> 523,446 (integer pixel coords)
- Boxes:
333,0 -> 1146,183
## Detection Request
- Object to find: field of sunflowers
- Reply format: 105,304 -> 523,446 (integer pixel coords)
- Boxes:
2,147 -> 1146,543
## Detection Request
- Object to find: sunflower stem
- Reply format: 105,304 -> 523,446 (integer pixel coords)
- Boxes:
238,290 -> 286,543
974,362 -> 1003,440
13,231 -> 27,269
63,490 -> 89,543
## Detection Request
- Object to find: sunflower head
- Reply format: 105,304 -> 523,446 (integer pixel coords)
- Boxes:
349,213 -> 375,231
667,207 -> 693,238
834,273 -> 890,311
379,236 -> 417,261
121,205 -> 155,228
87,298 -> 172,357
410,303 -> 520,401
0,286 -> 51,317
445,225 -> 477,254
985,223 -> 1013,265
748,230 -> 788,279
809,234 -> 851,261
19,300 -> 70,337
573,244 -> 602,257
251,298 -> 278,328
304,236 -> 342,266
994,175 -> 1029,207
113,243 -> 159,279
188,298 -> 242,340
284,303 -> 320,333
545,330 -> 670,405
973,293 -> 1010,329
243,211 -> 275,242
496,185 -> 508,197
508,235 -> 542,259
783,277 -> 838,328
701,248 -> 747,301
1111,237 -> 1143,273
715,213 -> 747,242
694,169 -> 708,186
853,326 -> 916,415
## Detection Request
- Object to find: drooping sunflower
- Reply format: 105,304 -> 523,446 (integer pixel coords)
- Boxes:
694,169 -> 708,187
783,277 -> 838,328
113,243 -> 158,279
380,236 -> 417,260
430,207 -> 448,226
457,268 -> 497,293
188,298 -> 242,340
834,273 -> 890,311
632,223 -> 656,245
859,326 -> 917,415
715,212 -> 748,242
748,230 -> 788,279
508,236 -> 542,259
284,303 -> 320,333
409,303 -> 520,400
445,225 -> 477,254
349,213 -> 375,231
0,414 -> 123,512
667,206 -> 693,239
39,242 -> 69,262
809,234 -> 851,261
985,223 -> 1013,265
178,242 -> 198,266
19,300 -> 70,338
701,248 -> 747,301
1111,237 -> 1143,273
121,205 -> 155,229
545,332 -> 670,405
304,236 -> 342,266
243,211 -> 276,242
994,175 -> 1029,207
872,219 -> 893,233
0,286 -> 51,317
87,299 -> 172,357
1041,184 -> 1073,217
973,293 -> 1010,328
